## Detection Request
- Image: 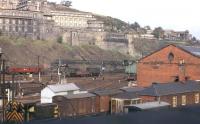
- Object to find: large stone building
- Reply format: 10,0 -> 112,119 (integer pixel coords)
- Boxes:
0,0 -> 18,9
163,30 -> 192,41
0,9 -> 60,40
17,0 -> 97,29
17,0 -> 48,11
137,44 -> 200,87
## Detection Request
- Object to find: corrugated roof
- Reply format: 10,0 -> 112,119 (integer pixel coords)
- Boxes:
139,80 -> 200,96
64,93 -> 96,99
47,83 -> 80,93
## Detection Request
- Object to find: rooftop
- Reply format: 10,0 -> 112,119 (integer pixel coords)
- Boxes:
120,87 -> 144,93
64,93 -> 95,99
125,101 -> 170,110
47,83 -> 80,93
179,45 -> 200,57
92,89 -> 122,96
139,80 -> 200,96
112,92 -> 140,99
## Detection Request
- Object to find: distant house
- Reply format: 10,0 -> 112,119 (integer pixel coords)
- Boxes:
137,44 -> 200,87
138,80 -> 200,107
41,83 -> 83,103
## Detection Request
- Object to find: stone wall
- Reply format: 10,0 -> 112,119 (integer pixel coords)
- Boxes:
62,30 -> 137,56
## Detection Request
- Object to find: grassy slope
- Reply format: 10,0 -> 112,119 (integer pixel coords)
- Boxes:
0,36 -> 130,66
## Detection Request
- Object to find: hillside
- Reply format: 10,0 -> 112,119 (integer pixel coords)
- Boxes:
93,14 -> 131,32
0,36 -> 131,67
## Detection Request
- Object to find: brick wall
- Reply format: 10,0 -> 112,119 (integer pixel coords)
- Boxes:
137,45 -> 200,87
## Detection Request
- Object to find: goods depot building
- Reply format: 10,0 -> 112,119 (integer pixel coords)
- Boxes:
137,44 -> 200,87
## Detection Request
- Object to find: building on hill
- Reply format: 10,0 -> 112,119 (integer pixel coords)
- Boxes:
163,30 -> 192,41
17,0 -> 48,11
17,0 -> 96,29
87,20 -> 104,32
137,44 -> 200,87
0,0 -> 18,9
0,9 -> 58,40
139,80 -> 200,107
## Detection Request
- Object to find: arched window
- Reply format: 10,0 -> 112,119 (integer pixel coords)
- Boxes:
168,52 -> 174,62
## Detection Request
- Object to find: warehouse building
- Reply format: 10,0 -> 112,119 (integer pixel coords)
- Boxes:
137,44 -> 200,87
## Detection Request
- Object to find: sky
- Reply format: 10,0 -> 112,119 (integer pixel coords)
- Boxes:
49,0 -> 200,39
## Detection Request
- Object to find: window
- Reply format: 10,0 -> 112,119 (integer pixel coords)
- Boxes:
195,93 -> 199,104
172,96 -> 177,107
124,100 -> 131,105
182,95 -> 186,106
168,52 -> 174,62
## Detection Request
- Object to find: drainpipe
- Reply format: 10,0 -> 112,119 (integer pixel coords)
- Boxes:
158,96 -> 161,104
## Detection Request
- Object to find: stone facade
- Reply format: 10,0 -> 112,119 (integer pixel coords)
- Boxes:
17,0 -> 48,11
163,30 -> 192,41
0,9 -> 61,40
0,0 -> 18,9
17,0 -> 96,30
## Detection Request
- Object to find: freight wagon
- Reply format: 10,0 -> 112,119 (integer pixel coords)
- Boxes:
53,93 -> 100,118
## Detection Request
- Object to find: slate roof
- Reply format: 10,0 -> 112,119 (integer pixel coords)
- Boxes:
139,80 -> 200,96
179,46 -> 200,57
139,44 -> 200,61
92,89 -> 123,96
64,93 -> 96,99
47,83 -> 80,93
120,87 -> 144,93
112,92 -> 140,99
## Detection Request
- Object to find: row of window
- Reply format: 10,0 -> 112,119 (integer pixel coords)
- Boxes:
0,18 -> 37,25
172,93 -> 199,107
0,25 -> 37,33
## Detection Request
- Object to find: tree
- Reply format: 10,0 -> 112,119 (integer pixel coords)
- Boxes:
152,27 -> 164,39
192,36 -> 197,41
130,22 -> 140,30
144,26 -> 151,30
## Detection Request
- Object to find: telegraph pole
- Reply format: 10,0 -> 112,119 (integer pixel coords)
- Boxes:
58,58 -> 61,84
0,48 -> 5,123
38,56 -> 41,82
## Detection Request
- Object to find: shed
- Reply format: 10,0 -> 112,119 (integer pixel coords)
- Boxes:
111,92 -> 141,114
41,83 -> 80,103
92,89 -> 122,114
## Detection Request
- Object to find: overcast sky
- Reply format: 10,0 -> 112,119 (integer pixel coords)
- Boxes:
49,0 -> 200,39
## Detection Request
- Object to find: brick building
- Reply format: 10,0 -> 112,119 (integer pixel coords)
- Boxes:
137,44 -> 200,87
139,81 -> 200,107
